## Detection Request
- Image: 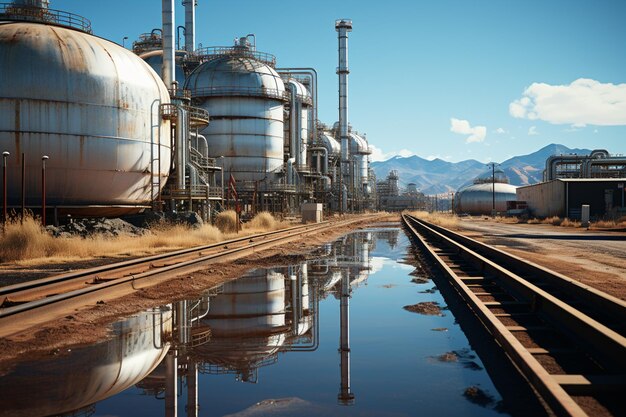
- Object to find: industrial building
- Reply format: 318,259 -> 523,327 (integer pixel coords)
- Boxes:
376,171 -> 425,211
454,169 -> 518,215
0,0 -> 375,224
518,149 -> 626,219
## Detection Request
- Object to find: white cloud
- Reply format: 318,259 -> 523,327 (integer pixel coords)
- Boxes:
450,118 -> 487,143
494,127 -> 507,134
509,78 -> 626,126
369,145 -> 415,162
528,126 -> 539,135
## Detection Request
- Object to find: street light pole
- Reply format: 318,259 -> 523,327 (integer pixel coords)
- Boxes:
219,156 -> 224,210
487,162 -> 499,217
2,151 -> 9,227
41,155 -> 49,226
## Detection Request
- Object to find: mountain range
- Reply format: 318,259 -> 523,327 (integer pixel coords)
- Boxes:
370,144 -> 592,194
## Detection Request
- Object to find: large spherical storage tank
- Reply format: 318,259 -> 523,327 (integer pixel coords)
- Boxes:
185,46 -> 286,183
455,181 -> 518,215
0,16 -> 172,216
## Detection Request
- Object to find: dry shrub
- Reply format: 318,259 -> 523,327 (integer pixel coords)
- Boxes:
408,210 -> 459,228
245,211 -> 279,232
560,218 -> 580,228
540,216 -> 562,226
591,219 -> 626,229
215,210 -> 238,233
0,215 -> 224,264
527,218 -> 541,224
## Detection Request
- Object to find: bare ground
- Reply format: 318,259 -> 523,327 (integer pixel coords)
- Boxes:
454,217 -> 626,300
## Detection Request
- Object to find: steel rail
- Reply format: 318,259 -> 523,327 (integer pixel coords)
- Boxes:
0,221 -> 333,298
0,216 -> 374,338
401,214 -> 626,417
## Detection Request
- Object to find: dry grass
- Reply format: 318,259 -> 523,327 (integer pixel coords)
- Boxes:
592,218 -> 626,229
408,211 -> 459,228
244,211 -> 285,232
0,215 -> 224,264
215,210 -> 239,234
560,218 -> 580,228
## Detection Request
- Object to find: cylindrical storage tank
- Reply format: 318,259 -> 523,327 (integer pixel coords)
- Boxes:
349,133 -> 371,186
185,45 -> 286,183
455,182 -> 518,215
0,19 -> 172,216
139,49 -> 187,87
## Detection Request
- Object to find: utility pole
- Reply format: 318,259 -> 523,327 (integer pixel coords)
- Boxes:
487,162 -> 499,217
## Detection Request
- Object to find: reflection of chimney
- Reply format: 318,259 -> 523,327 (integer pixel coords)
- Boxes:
338,270 -> 355,405
165,351 -> 178,417
187,362 -> 199,417
12,0 -> 49,7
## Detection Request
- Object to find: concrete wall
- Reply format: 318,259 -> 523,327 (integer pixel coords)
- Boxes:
516,180 -> 565,218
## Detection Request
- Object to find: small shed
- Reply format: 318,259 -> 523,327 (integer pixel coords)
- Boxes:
302,203 -> 323,223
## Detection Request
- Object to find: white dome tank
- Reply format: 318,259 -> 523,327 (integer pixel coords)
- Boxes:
455,169 -> 517,215
185,39 -> 287,183
0,8 -> 172,216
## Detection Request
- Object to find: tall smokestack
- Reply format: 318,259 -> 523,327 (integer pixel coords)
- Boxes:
183,0 -> 196,52
162,0 -> 175,90
335,19 -> 352,202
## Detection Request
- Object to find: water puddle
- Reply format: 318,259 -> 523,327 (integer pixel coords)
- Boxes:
0,227 -> 514,417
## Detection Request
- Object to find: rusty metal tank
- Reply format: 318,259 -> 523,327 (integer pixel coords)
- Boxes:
185,36 -> 287,184
0,5 -> 172,216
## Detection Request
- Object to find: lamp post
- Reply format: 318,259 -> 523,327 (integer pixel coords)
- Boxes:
487,162 -> 499,217
219,156 -> 224,209
122,36 -> 128,48
2,151 -> 8,227
41,155 -> 49,226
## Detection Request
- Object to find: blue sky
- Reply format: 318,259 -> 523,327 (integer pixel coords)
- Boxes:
55,0 -> 626,163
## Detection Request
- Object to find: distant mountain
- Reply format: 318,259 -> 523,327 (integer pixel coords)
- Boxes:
370,143 -> 592,194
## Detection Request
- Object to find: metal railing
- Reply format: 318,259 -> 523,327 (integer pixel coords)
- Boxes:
160,103 -> 210,127
189,86 -> 289,101
0,4 -> 92,33
162,185 -> 222,200
194,46 -> 277,67
189,148 -> 217,170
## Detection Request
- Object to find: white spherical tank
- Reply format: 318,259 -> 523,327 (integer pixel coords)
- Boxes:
0,19 -> 172,216
185,42 -> 287,183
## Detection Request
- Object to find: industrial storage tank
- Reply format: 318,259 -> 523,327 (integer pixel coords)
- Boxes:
454,169 -> 518,215
185,36 -> 287,184
133,31 -> 188,87
0,2 -> 172,216
349,132 -> 372,193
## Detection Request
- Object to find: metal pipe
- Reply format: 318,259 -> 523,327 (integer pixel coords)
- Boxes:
2,151 -> 8,226
41,155 -> 48,226
176,106 -> 187,191
183,0 -> 196,52
276,68 -> 319,153
165,351 -> 178,417
20,153 -> 25,224
336,20 -> 352,184
338,269 -> 354,405
162,0 -> 175,90
286,82 -> 301,165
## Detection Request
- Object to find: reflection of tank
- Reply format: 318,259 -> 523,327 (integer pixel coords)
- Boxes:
0,2 -> 172,216
185,36 -> 286,184
0,308 -> 172,417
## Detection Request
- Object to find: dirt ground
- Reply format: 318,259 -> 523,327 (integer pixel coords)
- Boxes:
454,217 -> 626,300
0,214 -> 399,367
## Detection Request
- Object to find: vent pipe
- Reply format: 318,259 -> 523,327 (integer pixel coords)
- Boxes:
183,0 -> 196,52
336,19 -> 352,183
162,0 -> 175,90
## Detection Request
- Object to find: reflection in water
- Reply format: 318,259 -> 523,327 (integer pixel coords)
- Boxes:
0,228 -> 423,417
0,307 -> 172,417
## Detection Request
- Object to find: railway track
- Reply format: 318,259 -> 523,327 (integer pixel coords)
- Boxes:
0,216 -> 373,339
402,214 -> 626,417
